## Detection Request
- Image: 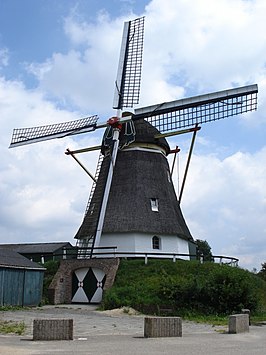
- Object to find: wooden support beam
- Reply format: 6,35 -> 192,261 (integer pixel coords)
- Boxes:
66,148 -> 96,182
179,124 -> 199,203
170,146 -> 180,177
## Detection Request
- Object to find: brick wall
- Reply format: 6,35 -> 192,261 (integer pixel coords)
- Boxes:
48,258 -> 120,304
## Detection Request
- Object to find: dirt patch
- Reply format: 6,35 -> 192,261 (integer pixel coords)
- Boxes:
101,307 -> 141,316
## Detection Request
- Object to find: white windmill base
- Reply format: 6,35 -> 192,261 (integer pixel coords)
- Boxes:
95,232 -> 191,259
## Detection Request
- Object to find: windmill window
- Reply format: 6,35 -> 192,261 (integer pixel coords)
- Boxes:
152,236 -> 161,249
150,198 -> 159,212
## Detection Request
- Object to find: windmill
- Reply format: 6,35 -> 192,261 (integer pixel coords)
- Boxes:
10,17 -> 258,261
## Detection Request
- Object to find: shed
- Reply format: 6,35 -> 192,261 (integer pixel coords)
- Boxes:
0,248 -> 45,306
0,242 -> 74,263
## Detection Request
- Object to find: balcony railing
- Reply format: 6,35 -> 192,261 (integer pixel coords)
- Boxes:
53,246 -> 239,267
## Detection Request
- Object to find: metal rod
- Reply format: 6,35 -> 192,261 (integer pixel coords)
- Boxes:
179,124 -> 199,203
65,145 -> 101,155
170,146 -> 179,177
154,126 -> 201,139
66,148 -> 96,182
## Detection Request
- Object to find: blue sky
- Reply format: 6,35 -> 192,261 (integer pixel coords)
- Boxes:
0,0 -> 146,81
0,0 -> 266,271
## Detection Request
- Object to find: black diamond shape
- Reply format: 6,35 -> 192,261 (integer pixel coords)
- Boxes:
83,268 -> 98,302
71,272 -> 79,299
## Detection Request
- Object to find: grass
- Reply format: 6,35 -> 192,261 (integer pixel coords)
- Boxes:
182,313 -> 228,326
102,259 -> 266,318
0,320 -> 26,335
250,312 -> 266,324
0,306 -> 26,312
184,312 -> 266,326
179,311 -> 266,326
0,306 -> 27,335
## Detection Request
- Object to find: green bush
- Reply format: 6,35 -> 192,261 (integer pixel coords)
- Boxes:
101,259 -> 163,313
205,266 -> 260,314
42,260 -> 60,304
102,259 -> 266,316
161,263 -> 262,315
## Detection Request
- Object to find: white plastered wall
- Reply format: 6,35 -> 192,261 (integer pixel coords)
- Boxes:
98,232 -> 190,260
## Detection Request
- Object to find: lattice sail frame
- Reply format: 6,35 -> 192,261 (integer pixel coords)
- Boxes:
10,115 -> 99,148
134,84 -> 258,133
10,17 -> 145,149
113,16 -> 145,110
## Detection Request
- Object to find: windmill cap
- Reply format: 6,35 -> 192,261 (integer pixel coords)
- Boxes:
101,118 -> 170,155
132,119 -> 170,154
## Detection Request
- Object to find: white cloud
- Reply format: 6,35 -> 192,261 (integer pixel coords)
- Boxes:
23,0 -> 266,125
0,77 -> 100,244
1,0 -> 266,271
26,14 -> 127,115
143,0 -> 266,94
179,147 -> 266,270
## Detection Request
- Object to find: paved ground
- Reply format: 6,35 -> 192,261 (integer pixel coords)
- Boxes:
1,305 -> 266,354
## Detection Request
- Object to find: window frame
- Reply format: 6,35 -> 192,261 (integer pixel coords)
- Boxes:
152,235 -> 161,250
150,198 -> 159,212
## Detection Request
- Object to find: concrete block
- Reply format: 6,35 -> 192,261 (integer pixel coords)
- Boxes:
144,317 -> 182,338
33,319 -> 73,340
229,314 -> 249,334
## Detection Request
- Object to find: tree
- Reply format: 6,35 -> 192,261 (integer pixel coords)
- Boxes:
195,239 -> 213,262
257,262 -> 266,281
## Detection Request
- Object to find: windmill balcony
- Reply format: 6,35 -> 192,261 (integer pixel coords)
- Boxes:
61,246 -> 239,267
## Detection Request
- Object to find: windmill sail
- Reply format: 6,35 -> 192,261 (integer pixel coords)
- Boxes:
113,16 -> 145,110
75,84 -> 258,253
134,84 -> 258,132
8,17 -> 146,257
88,17 -> 145,252
9,115 -> 99,148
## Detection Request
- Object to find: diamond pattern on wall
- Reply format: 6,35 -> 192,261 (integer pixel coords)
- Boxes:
71,267 -> 106,304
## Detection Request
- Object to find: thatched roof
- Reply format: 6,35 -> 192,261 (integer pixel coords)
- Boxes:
102,119 -> 170,155
75,119 -> 193,241
123,118 -> 170,154
103,149 -> 192,238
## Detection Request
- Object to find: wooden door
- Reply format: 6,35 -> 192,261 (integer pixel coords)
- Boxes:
71,267 -> 106,303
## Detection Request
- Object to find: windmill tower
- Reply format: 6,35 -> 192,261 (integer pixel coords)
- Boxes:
75,118 -> 195,259
10,17 -> 258,262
